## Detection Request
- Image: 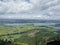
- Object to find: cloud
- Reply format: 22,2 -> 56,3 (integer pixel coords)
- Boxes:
0,14 -> 44,19
0,0 -> 60,20
0,0 -> 34,14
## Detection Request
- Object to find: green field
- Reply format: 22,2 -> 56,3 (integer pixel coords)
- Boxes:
0,25 -> 60,45
0,25 -> 38,38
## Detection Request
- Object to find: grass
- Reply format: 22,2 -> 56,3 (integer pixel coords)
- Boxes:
0,25 -> 40,39
0,25 -> 36,34
0,25 -> 59,45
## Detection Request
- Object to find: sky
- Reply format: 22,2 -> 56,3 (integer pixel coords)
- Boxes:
0,0 -> 60,20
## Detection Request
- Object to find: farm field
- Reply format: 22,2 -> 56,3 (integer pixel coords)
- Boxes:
0,25 -> 60,45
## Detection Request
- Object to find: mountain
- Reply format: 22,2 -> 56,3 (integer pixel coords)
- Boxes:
0,19 -> 60,23
0,19 -> 45,23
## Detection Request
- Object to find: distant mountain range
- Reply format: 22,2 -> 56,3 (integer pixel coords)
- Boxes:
0,19 -> 60,23
0,19 -> 45,23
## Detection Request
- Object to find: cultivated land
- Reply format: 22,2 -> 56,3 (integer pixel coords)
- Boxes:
0,25 -> 60,45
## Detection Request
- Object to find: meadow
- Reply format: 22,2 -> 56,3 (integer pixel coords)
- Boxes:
0,25 -> 60,45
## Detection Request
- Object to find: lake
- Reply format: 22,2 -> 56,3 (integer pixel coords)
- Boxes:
4,23 -> 56,26
3,22 -> 60,31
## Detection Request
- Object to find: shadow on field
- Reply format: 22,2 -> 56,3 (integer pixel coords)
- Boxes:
47,40 -> 60,45
0,39 -> 13,45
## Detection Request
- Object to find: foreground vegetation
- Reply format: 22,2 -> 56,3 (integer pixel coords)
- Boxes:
0,25 -> 60,45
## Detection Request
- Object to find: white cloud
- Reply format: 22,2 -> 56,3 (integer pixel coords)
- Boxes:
0,14 -> 43,19
0,0 -> 60,20
0,0 -> 34,14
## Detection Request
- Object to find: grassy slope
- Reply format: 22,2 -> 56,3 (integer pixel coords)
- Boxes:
0,25 -> 36,34
0,25 -> 59,45
13,26 -> 59,45
0,25 -> 39,39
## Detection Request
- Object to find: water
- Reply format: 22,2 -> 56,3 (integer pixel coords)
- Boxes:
0,21 -> 60,30
3,22 -> 60,31
4,23 -> 55,26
